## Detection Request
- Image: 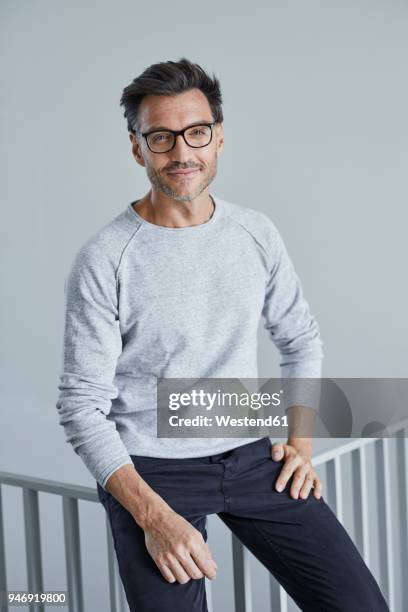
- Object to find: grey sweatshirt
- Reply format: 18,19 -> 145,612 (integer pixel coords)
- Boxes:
56,194 -> 324,490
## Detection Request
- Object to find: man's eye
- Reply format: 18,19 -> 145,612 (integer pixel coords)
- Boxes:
152,133 -> 171,143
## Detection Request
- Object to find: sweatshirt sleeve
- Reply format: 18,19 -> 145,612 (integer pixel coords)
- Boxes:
260,218 -> 324,409
56,242 -> 134,491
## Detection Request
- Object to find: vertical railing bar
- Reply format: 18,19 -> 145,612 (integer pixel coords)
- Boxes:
205,516 -> 214,612
232,534 -> 244,612
375,438 -> 394,608
0,485 -> 8,612
106,515 -> 129,612
396,428 -> 408,608
326,455 -> 344,523
351,447 -> 370,563
232,533 -> 252,612
325,459 -> 337,515
374,440 -> 387,597
23,488 -> 44,612
106,515 -> 119,612
242,546 -> 252,612
334,455 -> 344,525
205,577 -> 214,612
404,427 -> 408,529
351,449 -> 363,552
279,585 -> 288,612
62,496 -> 84,612
360,445 -> 370,563
382,438 -> 396,611
269,574 -> 282,611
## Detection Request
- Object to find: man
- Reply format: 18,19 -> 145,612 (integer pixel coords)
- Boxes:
56,58 -> 388,611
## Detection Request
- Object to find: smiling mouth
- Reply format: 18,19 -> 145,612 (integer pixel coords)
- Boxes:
167,168 -> 201,179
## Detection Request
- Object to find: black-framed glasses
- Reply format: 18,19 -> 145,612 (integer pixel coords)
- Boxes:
133,121 -> 216,153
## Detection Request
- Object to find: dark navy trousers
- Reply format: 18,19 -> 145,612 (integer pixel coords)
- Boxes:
96,436 -> 389,612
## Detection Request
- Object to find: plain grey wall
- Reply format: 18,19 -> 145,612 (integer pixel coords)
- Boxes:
1,0 -> 407,610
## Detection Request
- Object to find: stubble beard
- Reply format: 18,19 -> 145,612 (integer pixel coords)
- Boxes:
145,153 -> 218,203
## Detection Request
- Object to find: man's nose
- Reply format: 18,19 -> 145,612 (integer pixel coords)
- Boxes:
170,133 -> 193,159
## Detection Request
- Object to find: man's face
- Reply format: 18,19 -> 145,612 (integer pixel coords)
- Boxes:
130,88 -> 224,203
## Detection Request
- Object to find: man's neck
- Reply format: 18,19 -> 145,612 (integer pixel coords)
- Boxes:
132,192 -> 215,229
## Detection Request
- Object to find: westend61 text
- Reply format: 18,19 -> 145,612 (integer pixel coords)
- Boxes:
168,415 -> 288,427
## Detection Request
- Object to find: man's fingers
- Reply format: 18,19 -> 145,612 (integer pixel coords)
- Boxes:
192,548 -> 218,579
312,479 -> 323,499
159,562 -> 176,583
272,443 -> 323,501
271,443 -> 284,460
289,465 -> 310,499
275,457 -> 302,492
298,474 -> 315,499
167,557 -> 191,584
159,548 -> 216,583
175,551 -> 204,580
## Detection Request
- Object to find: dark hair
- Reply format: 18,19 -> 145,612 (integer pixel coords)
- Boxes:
119,57 -> 223,134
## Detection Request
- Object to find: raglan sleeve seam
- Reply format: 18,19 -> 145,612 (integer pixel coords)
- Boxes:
56,240 -> 135,490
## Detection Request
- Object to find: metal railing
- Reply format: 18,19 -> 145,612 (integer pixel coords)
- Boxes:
230,426 -> 408,612
1,427 -> 407,612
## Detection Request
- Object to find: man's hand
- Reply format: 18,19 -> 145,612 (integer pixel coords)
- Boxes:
271,442 -> 322,500
104,464 -> 217,585
144,507 -> 218,584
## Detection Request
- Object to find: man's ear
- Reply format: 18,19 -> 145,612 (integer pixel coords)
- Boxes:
216,122 -> 225,155
129,132 -> 146,167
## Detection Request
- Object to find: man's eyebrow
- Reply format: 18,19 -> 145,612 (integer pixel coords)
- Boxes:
144,120 -> 213,132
